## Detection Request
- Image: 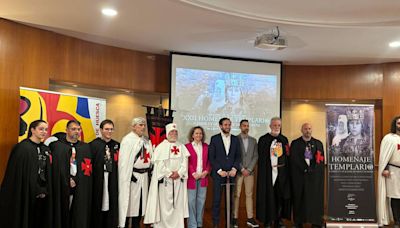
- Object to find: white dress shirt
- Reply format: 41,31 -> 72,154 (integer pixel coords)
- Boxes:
221,132 -> 231,155
241,134 -> 249,153
192,141 -> 203,174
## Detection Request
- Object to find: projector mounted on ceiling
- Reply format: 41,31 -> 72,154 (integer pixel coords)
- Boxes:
254,26 -> 287,51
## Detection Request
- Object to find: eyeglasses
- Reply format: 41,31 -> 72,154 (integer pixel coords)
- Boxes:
68,127 -> 81,131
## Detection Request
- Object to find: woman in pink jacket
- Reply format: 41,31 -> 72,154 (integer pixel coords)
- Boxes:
185,126 -> 211,228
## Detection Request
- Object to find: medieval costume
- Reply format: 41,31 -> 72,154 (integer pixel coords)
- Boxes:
90,137 -> 120,228
290,137 -> 325,227
50,137 -> 92,228
118,131 -> 153,227
144,124 -> 190,228
256,133 -> 291,226
378,133 -> 400,226
0,139 -> 52,228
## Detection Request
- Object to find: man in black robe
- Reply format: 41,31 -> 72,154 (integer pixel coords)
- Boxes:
50,120 -> 92,228
290,123 -> 325,228
256,117 -> 291,228
0,120 -> 52,228
90,119 -> 120,228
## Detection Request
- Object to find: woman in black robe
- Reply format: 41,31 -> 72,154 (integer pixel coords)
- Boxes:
0,120 -> 52,228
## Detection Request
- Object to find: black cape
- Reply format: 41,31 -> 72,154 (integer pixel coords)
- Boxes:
290,137 -> 325,225
0,139 -> 53,228
49,138 -> 92,228
90,137 -> 120,228
256,133 -> 291,224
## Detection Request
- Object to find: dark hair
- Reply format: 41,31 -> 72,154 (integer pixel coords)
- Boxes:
391,116 -> 400,133
219,117 -> 231,126
27,120 -> 47,138
100,119 -> 114,129
188,126 -> 206,143
67,120 -> 81,128
347,118 -> 366,137
240,119 -> 249,126
225,86 -> 243,104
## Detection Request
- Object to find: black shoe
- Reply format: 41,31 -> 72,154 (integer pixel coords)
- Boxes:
264,223 -> 272,228
246,218 -> 259,227
311,225 -> 322,228
232,218 -> 238,228
273,220 -> 285,228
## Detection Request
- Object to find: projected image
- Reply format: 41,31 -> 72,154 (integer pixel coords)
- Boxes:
173,68 -> 279,140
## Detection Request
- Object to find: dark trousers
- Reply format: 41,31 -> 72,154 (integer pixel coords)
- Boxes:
212,176 -> 235,226
270,182 -> 290,227
98,211 -> 110,228
392,198 -> 400,224
297,224 -> 322,228
32,197 -> 47,228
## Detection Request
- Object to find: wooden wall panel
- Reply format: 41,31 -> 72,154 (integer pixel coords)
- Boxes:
283,64 -> 383,100
374,101 -> 383,164
50,36 -> 170,92
0,21 -> 20,181
0,19 -> 169,180
382,63 -> 400,134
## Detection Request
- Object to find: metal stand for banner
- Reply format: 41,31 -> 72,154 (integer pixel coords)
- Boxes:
326,222 -> 378,228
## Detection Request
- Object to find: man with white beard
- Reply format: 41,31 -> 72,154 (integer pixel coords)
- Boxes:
118,117 -> 153,228
144,123 -> 190,228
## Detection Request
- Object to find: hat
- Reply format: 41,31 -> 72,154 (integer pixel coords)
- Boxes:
166,123 -> 178,136
132,117 -> 146,126
346,109 -> 364,120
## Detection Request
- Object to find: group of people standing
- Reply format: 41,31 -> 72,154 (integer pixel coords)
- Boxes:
0,116 -> 326,228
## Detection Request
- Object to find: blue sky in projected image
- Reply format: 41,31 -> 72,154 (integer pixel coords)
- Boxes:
175,68 -> 277,96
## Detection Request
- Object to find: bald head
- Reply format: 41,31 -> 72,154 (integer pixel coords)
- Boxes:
301,123 -> 312,140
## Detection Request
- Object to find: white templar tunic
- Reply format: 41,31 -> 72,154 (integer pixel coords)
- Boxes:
118,132 -> 153,227
377,133 -> 400,226
144,139 -> 190,228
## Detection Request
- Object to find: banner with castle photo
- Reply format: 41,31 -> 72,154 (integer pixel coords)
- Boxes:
326,104 -> 376,223
19,87 -> 106,143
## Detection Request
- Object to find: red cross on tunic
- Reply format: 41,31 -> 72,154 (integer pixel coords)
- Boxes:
141,149 -> 151,163
114,150 -> 119,163
285,144 -> 290,156
171,146 -> 180,155
81,158 -> 92,176
315,150 -> 324,164
397,144 -> 400,150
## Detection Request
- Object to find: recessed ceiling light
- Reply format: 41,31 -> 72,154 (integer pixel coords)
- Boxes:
389,41 -> 400,48
102,8 -> 118,17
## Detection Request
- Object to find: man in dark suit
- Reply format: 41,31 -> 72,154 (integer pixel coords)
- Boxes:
209,117 -> 241,228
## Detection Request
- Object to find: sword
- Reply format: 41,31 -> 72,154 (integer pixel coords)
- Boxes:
172,179 -> 175,209
222,176 -> 235,228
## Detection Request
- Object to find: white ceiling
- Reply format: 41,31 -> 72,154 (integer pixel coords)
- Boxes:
1,0 -> 400,65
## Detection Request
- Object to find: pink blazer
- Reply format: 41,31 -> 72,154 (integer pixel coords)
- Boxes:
185,142 -> 211,189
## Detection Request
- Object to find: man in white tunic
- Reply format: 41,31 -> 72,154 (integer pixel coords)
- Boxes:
118,117 -> 153,228
378,116 -> 400,227
144,123 -> 190,227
